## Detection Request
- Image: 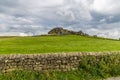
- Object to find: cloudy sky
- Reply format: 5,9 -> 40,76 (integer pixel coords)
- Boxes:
0,0 -> 120,38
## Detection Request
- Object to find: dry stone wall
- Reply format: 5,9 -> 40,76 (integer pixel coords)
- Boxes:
0,52 -> 119,73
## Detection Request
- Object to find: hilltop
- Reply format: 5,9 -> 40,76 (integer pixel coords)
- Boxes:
48,27 -> 89,36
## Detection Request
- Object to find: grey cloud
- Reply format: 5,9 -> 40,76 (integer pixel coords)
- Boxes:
0,0 -> 19,6
0,0 -> 120,39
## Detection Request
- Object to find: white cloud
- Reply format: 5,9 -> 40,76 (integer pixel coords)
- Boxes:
0,32 -> 28,36
64,0 -> 93,20
100,18 -> 106,23
19,33 -> 30,36
91,0 -> 120,15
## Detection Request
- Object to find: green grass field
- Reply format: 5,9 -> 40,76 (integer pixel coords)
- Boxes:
0,35 -> 120,54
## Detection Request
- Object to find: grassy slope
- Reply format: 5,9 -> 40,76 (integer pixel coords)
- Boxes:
1,35 -> 120,80
0,35 -> 120,54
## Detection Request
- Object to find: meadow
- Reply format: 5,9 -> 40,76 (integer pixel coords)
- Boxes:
0,35 -> 120,54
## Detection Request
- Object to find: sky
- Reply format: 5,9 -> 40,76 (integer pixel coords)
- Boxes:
0,0 -> 120,39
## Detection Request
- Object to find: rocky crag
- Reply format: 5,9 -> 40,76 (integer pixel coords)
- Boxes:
48,27 -> 89,36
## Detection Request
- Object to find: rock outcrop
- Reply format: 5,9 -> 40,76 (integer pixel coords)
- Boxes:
48,27 -> 88,36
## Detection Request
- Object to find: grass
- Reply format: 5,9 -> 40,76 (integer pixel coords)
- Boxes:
0,35 -> 120,54
1,35 -> 120,79
1,53 -> 120,80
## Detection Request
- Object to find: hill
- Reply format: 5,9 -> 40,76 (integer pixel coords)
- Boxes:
0,35 -> 120,80
0,35 -> 120,54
